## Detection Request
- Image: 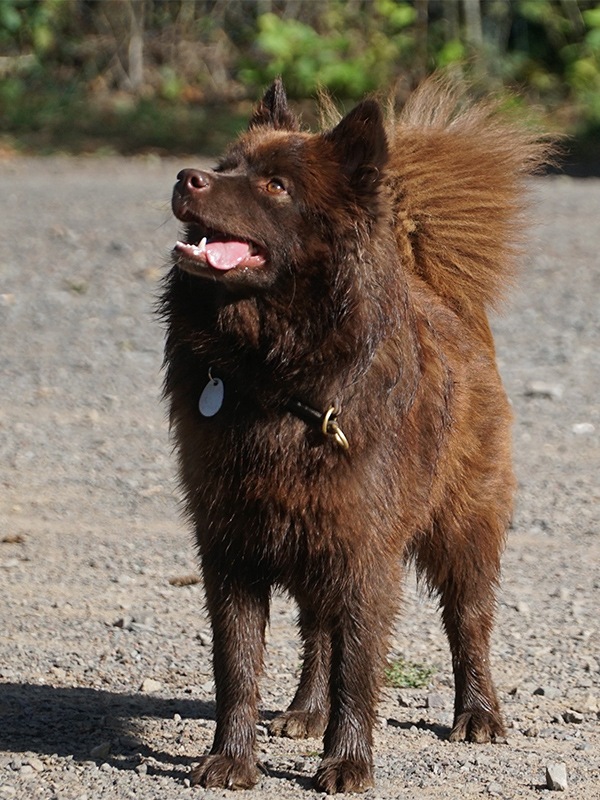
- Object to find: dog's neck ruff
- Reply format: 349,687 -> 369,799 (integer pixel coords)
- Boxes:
198,371 -> 349,450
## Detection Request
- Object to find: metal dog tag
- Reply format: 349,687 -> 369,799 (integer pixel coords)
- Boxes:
199,377 -> 224,417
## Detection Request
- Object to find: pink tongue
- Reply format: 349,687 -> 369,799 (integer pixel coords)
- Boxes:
205,240 -> 251,271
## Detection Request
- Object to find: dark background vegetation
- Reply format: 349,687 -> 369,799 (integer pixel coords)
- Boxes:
1,0 -> 599,169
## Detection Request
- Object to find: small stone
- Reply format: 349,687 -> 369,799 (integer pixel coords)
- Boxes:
546,762 -> 568,791
515,600 -> 530,616
170,574 -> 201,587
426,693 -> 445,709
26,758 -> 44,772
114,615 -> 134,630
135,763 -> 148,775
1,534 -> 25,544
572,422 -> 595,435
294,759 -> 307,771
524,725 -> 539,738
487,782 -> 503,796
173,713 -> 182,722
582,694 -> 598,712
140,678 -> 162,693
50,666 -> 66,680
100,762 -> 112,772
196,630 -> 210,646
525,381 -> 563,400
90,742 -> 111,759
533,685 -> 561,700
109,240 -> 128,252
19,765 -> 34,776
563,709 -> 584,724
119,734 -> 142,749
131,611 -> 154,626
256,724 -> 268,741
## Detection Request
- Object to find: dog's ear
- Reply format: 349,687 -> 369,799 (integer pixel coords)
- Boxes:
248,78 -> 300,131
324,100 -> 388,193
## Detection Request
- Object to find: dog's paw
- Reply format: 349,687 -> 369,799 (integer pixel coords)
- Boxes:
449,709 -> 507,743
190,754 -> 258,790
313,758 -> 374,794
269,709 -> 327,739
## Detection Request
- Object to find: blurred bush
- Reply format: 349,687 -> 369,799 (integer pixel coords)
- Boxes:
0,0 -> 599,159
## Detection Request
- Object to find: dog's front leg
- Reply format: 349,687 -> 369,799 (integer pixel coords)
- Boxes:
314,585 -> 394,794
191,565 -> 269,790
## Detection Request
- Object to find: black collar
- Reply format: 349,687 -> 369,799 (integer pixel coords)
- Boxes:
285,398 -> 349,450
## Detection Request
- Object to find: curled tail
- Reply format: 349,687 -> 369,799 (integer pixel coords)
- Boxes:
387,75 -> 552,324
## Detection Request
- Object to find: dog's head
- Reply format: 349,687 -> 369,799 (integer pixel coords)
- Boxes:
171,80 -> 389,292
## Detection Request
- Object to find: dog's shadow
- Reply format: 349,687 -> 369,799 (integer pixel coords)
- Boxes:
386,716 -> 450,739
0,682 -> 454,787
0,681 -> 214,781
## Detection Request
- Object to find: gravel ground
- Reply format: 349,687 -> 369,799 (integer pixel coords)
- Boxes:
0,157 -> 599,800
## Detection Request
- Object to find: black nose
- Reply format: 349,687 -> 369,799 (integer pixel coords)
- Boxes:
175,168 -> 211,195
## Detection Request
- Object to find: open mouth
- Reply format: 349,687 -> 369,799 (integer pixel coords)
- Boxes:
174,225 -> 267,273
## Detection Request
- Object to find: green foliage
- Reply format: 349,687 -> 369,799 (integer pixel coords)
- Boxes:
436,39 -> 467,69
1,0 -> 599,156
0,0 -> 68,55
384,658 -> 436,689
238,2 -> 416,98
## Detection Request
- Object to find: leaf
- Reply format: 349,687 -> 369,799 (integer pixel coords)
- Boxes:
583,7 -> 600,29
0,3 -> 22,33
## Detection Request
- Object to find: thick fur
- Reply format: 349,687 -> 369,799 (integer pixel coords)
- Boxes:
160,77 -> 549,793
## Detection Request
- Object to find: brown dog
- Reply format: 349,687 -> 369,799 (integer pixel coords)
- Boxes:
161,77 -> 547,793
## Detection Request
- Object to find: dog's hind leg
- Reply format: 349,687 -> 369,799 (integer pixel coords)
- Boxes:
414,517 -> 507,744
191,565 -> 269,790
270,605 -> 330,739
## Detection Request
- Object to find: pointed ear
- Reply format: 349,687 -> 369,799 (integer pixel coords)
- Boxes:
324,99 -> 388,192
248,78 -> 300,131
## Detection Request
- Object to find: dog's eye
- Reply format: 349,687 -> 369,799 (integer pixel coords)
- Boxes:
265,179 -> 286,195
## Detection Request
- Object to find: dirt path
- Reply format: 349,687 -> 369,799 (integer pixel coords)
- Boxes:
0,158 -> 599,799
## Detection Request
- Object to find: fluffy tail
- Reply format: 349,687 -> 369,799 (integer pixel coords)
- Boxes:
387,75 -> 552,324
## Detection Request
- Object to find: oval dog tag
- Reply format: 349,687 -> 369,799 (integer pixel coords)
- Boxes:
199,377 -> 224,417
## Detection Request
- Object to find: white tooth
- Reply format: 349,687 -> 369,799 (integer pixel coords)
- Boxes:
199,237 -> 207,251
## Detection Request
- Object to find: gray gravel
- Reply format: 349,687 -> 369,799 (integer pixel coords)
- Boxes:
0,158 -> 599,799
